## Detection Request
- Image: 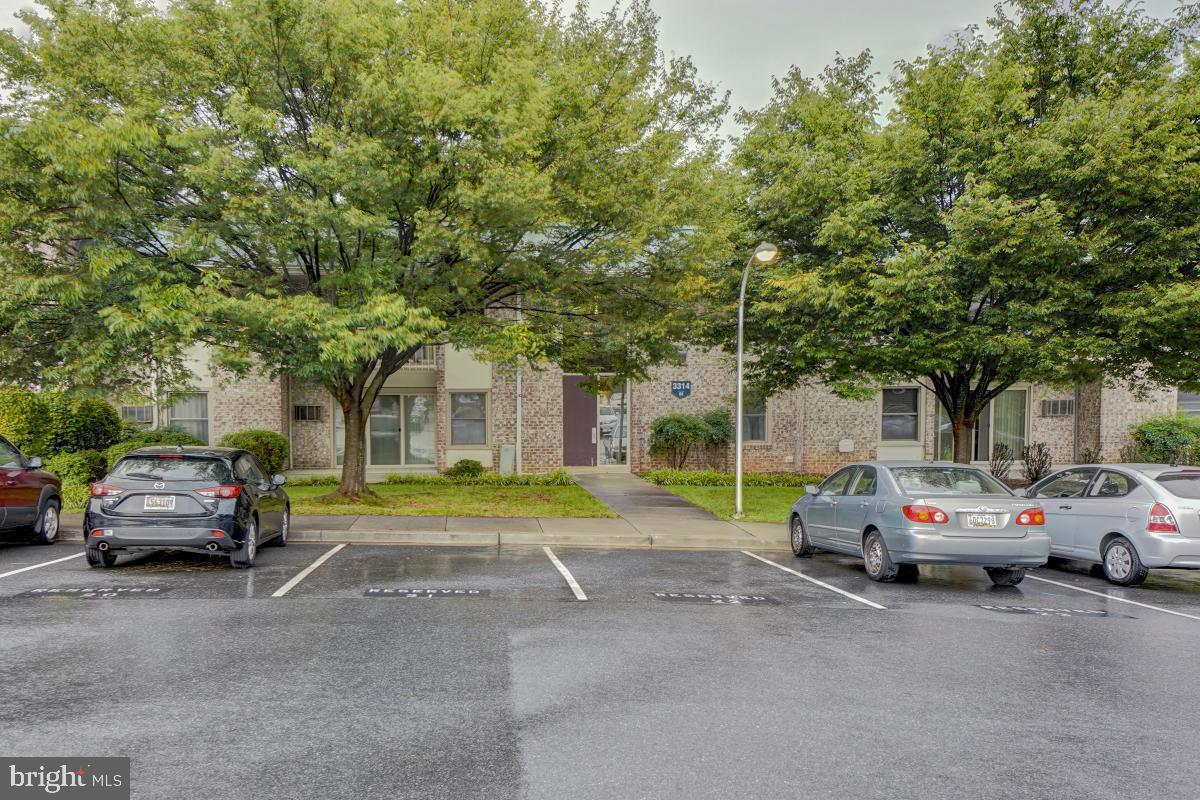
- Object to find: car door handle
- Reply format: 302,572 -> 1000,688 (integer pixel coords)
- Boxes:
1058,504 -> 1072,510
858,501 -> 869,507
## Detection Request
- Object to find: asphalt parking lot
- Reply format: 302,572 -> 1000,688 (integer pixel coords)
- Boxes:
2,541 -> 1200,800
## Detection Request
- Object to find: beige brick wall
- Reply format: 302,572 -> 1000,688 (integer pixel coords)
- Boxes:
491,364 -> 565,473
1097,382 -> 1177,461
288,379 -> 335,469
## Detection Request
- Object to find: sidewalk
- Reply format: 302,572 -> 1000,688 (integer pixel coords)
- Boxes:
60,501 -> 790,551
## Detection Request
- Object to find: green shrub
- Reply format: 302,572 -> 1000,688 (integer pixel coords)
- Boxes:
103,427 -> 205,468
285,474 -> 341,487
219,429 -> 290,474
45,450 -> 107,484
640,468 -> 823,487
443,459 -> 485,479
46,395 -> 121,454
648,413 -> 713,468
383,469 -> 576,487
700,409 -> 734,446
59,481 -> 91,512
1130,414 -> 1200,464
0,389 -> 52,455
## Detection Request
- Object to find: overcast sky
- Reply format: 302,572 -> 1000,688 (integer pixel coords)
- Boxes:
0,0 -> 1186,138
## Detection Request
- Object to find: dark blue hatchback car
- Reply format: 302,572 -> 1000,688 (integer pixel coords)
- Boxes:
84,446 -> 289,569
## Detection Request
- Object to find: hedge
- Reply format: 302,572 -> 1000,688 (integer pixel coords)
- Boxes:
640,469 -> 824,487
60,482 -> 91,513
103,428 -> 205,468
45,450 -> 108,484
1129,414 -> 1200,464
219,429 -> 290,474
384,469 -> 577,487
0,390 -> 120,456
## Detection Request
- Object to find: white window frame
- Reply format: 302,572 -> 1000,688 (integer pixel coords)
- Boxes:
167,392 -> 209,444
449,391 -> 489,447
936,387 -> 1031,463
741,399 -> 768,444
332,392 -> 436,467
880,386 -> 922,443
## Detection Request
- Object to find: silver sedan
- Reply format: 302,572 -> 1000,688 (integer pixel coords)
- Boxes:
1026,463 -> 1200,585
789,461 -> 1051,586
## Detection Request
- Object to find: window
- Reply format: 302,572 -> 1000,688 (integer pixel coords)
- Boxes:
451,393 -> 487,445
881,388 -> 919,441
742,401 -> 766,442
1180,391 -> 1200,417
408,345 -> 435,365
1158,474 -> 1200,499
848,467 -> 877,496
234,455 -> 267,484
168,393 -> 209,444
889,466 -> 1011,496
936,389 -> 1028,461
333,393 -> 434,466
111,456 -> 230,483
1033,468 -> 1097,499
819,468 -> 855,495
294,405 -> 323,422
0,439 -> 21,468
120,405 -> 153,427
1089,471 -> 1136,498
1041,398 -> 1074,417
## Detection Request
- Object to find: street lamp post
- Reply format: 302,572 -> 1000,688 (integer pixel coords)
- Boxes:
734,242 -> 780,519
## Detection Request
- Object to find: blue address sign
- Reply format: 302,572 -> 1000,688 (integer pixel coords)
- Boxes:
671,381 -> 691,399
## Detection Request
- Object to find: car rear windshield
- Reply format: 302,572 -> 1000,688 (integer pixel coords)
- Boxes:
110,456 -> 231,483
888,466 -> 1011,496
1156,475 -> 1200,499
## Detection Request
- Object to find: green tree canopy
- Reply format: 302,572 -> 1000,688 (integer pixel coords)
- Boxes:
0,0 -> 734,494
724,0 -> 1200,462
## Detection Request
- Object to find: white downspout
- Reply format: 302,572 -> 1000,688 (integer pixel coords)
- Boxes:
515,298 -> 523,475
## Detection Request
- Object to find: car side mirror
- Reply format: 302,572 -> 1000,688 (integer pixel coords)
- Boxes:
26,456 -> 42,469
272,474 -> 287,487
804,484 -> 819,496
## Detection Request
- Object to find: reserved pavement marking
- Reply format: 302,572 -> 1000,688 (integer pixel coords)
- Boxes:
741,551 -> 887,610
1027,573 -> 1200,622
543,546 -> 587,601
271,544 -> 346,598
0,552 -> 85,579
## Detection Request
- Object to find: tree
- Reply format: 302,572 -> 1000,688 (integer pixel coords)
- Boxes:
0,0 -> 733,495
724,0 -> 1200,462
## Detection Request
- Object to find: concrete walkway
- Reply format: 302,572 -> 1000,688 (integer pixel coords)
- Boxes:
61,498 -> 790,550
571,471 -> 788,549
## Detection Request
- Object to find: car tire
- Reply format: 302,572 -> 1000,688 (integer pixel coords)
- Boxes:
985,567 -> 1026,586
863,530 -> 899,582
30,500 -> 60,545
267,508 -> 289,547
230,518 -> 258,569
1102,536 -> 1148,586
790,515 -> 814,557
85,547 -> 117,568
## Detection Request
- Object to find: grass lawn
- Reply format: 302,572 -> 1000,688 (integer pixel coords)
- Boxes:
660,485 -> 801,524
285,483 -> 616,518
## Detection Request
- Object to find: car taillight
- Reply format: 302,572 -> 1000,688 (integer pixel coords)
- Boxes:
90,483 -> 125,497
902,505 -> 949,524
1015,508 -> 1045,525
197,486 -> 242,499
1147,503 -> 1179,533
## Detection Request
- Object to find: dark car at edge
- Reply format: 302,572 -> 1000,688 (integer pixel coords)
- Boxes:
84,446 -> 290,569
0,434 -> 62,545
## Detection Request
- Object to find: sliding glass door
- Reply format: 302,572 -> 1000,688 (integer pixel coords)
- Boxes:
936,389 -> 1028,461
334,393 -> 435,467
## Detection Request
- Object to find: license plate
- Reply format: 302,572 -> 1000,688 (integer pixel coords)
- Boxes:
966,513 -> 998,529
143,495 -> 176,511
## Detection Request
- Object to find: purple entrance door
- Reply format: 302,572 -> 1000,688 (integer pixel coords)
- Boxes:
562,376 -> 597,467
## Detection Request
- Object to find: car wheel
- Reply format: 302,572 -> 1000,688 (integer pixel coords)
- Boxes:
85,547 -> 117,568
230,518 -> 258,569
790,515 -> 813,557
985,567 -> 1026,586
268,508 -> 289,547
31,501 -> 60,545
1102,537 -> 1148,586
863,531 -> 899,582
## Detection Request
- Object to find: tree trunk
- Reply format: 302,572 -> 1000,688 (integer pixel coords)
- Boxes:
335,396 -> 370,498
951,418 -> 975,464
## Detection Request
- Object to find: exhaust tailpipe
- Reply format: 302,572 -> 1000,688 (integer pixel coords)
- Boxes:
97,541 -> 109,551
205,542 -> 220,552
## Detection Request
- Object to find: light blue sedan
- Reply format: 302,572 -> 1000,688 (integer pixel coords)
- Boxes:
790,461 -> 1051,586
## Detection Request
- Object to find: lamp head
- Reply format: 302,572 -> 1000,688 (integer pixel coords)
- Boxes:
752,242 -> 779,264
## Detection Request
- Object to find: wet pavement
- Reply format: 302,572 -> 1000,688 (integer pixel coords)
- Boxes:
1,540 -> 1199,799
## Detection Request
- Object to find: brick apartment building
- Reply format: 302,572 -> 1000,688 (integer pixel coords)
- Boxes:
119,345 -> 1196,479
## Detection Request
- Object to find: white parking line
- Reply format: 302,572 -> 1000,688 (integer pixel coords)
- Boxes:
0,552 -> 85,579
543,546 -> 587,601
741,551 -> 887,610
271,544 -> 346,598
1027,573 -> 1200,622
